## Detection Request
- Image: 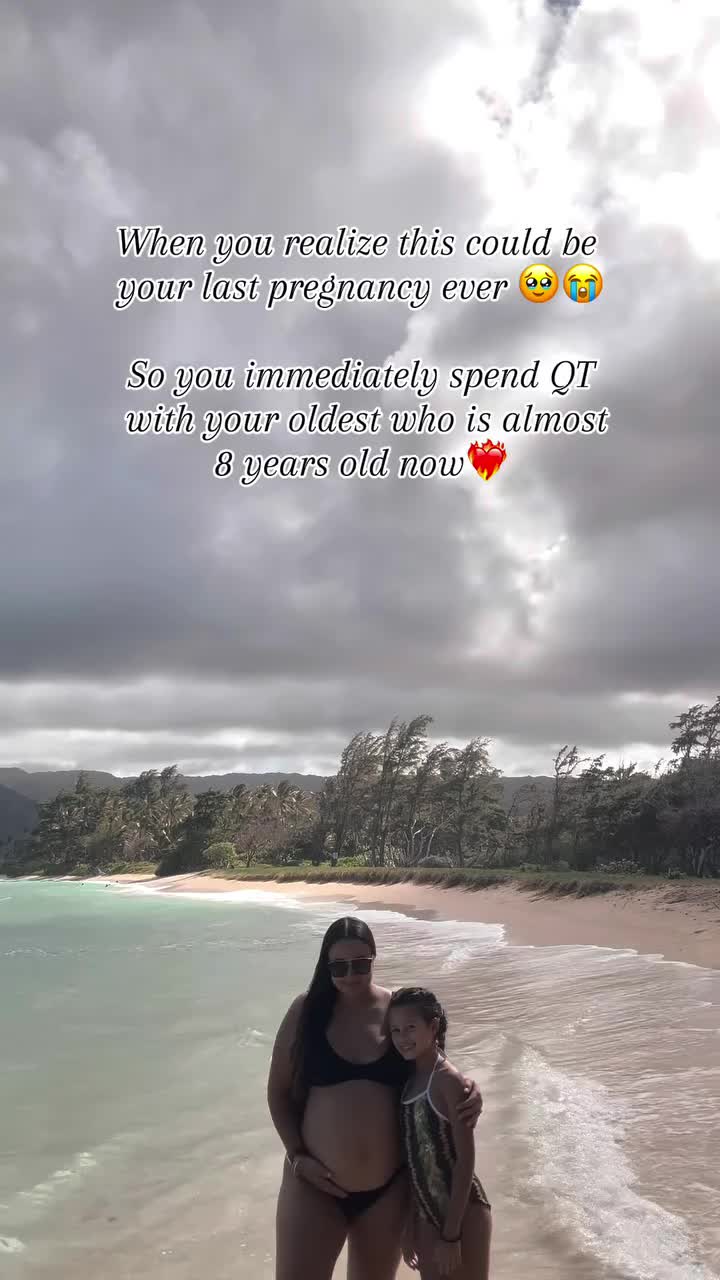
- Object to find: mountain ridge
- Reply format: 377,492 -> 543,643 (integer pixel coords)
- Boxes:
0,769 -> 554,839
0,782 -> 39,844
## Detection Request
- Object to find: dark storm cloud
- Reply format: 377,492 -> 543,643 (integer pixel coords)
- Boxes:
0,672 -> 686,769
0,0 -> 718,775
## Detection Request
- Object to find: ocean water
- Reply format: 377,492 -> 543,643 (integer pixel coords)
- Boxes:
1,878 -> 718,1280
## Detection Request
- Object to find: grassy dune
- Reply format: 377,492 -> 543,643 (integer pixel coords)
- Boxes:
193,864 -> 718,901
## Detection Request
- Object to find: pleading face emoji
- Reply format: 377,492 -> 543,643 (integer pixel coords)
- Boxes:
519,263 -> 558,303
563,263 -> 603,303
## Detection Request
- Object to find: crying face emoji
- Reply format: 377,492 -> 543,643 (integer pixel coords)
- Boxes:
519,263 -> 559,303
563,263 -> 603,304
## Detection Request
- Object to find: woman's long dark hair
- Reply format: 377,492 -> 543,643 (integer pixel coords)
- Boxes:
291,917 -> 376,1100
388,986 -> 448,1051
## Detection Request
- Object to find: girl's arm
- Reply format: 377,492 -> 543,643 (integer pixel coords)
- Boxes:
403,1199 -> 421,1271
436,1070 -> 477,1240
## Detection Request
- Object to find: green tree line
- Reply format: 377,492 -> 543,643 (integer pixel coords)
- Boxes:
3,698 -> 719,878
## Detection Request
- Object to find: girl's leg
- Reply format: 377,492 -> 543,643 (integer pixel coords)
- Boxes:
457,1202 -> 492,1280
346,1169 -> 410,1280
275,1162 -> 348,1280
415,1218 -> 441,1280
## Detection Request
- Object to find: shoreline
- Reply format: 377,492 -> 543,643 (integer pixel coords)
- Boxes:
111,872 -> 720,969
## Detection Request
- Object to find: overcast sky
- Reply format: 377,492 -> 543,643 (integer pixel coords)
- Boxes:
1,0 -> 719,780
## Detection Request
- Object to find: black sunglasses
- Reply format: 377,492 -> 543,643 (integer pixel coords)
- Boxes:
328,957 -> 373,977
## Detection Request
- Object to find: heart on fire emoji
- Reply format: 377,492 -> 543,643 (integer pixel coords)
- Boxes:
468,441 -> 507,481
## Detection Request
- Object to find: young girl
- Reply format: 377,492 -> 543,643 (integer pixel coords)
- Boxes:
388,987 -> 492,1279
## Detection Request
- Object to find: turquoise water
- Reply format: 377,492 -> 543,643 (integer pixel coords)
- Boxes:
1,880 -> 321,1276
1,879 -> 719,1280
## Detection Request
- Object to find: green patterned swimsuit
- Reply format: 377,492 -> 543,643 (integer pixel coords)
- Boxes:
400,1054 -> 491,1232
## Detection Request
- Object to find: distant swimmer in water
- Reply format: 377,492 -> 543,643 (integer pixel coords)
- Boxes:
389,988 -> 492,1279
267,917 -> 485,1280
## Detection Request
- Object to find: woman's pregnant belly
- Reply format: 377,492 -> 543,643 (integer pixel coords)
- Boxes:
302,1081 -> 403,1191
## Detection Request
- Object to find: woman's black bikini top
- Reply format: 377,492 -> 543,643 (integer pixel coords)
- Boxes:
305,1034 -> 410,1089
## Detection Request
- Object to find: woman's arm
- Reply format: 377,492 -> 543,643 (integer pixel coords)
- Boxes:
267,996 -> 348,1199
436,1072 -> 477,1240
266,994 -> 306,1161
456,1074 -> 483,1128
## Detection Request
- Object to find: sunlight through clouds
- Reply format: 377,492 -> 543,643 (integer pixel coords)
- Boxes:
1,0 -> 718,775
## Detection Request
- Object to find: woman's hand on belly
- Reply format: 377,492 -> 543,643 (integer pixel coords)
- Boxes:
294,1154 -> 348,1198
302,1082 -> 403,1191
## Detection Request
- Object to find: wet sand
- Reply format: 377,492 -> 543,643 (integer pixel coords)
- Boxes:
142,873 -> 720,969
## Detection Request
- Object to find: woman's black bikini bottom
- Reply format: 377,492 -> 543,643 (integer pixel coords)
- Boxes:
337,1165 -> 406,1222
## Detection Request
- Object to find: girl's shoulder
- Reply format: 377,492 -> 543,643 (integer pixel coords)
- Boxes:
432,1056 -> 466,1105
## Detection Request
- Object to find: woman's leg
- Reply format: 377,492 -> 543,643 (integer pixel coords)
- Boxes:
275,1162 -> 348,1280
346,1169 -> 410,1280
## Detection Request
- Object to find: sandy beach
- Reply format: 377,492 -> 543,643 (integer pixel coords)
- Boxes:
118,872 -> 720,969
11,869 -> 720,1279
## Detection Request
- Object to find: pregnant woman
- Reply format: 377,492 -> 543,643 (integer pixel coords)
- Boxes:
267,916 -> 483,1280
